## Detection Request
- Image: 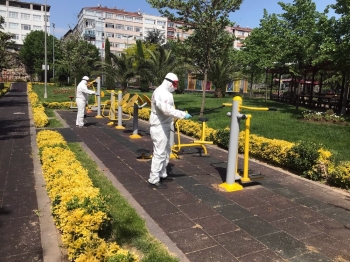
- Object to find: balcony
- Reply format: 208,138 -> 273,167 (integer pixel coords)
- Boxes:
84,33 -> 96,41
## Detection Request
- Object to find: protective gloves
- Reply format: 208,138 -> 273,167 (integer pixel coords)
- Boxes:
95,92 -> 100,96
184,113 -> 192,119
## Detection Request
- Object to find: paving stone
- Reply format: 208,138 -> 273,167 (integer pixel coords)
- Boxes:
269,187 -> 305,199
186,245 -> 238,262
153,212 -> 196,233
213,230 -> 266,258
197,192 -> 233,208
283,205 -> 328,224
193,214 -> 239,236
237,249 -> 285,262
122,180 -> 149,194
3,250 -> 43,262
264,195 -> 300,210
271,217 -> 322,240
302,233 -> 350,261
235,215 -> 280,238
318,206 -> 350,227
168,227 -> 217,254
141,199 -> 179,218
131,189 -> 164,205
178,202 -> 217,219
215,203 -> 253,221
310,219 -> 350,243
288,252 -> 332,262
166,190 -> 199,206
225,192 -> 267,208
293,196 -> 331,211
257,231 -> 309,259
248,204 -> 292,222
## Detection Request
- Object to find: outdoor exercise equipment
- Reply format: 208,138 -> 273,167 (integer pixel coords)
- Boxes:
219,96 -> 277,192
130,97 -> 148,139
87,78 -> 105,118
171,106 -> 224,159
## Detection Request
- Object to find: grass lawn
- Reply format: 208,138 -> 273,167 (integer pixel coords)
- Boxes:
33,84 -> 350,162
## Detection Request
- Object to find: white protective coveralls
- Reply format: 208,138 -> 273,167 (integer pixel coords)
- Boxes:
148,73 -> 187,184
75,76 -> 96,127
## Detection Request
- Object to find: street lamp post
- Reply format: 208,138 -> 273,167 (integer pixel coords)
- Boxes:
44,0 -> 47,99
52,22 -> 55,79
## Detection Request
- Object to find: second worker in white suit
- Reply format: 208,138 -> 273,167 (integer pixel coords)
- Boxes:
75,76 -> 98,128
148,72 -> 192,189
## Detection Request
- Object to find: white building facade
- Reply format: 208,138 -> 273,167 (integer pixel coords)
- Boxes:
0,0 -> 50,46
75,5 -> 168,57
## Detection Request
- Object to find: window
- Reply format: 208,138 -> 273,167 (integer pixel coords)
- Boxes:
115,34 -> 122,38
134,27 -> 141,32
125,26 -> 133,31
125,16 -> 133,22
11,34 -> 19,40
168,22 -> 174,28
115,24 -> 124,30
21,24 -> 31,31
85,20 -> 95,28
0,10 -> 6,17
145,19 -> 155,24
96,12 -> 103,18
33,25 -> 42,31
106,13 -> 113,19
21,34 -> 28,40
33,15 -> 41,21
237,30 -> 245,36
21,13 -> 30,20
9,12 -> 18,19
106,32 -> 114,38
9,22 -> 18,29
134,17 -> 142,23
157,21 -> 166,27
95,21 -> 103,27
116,14 -> 124,20
86,11 -> 94,16
167,31 -> 174,36
183,33 -> 189,39
105,23 -> 114,28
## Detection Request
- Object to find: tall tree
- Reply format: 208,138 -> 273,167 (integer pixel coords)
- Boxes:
0,16 -> 15,73
55,33 -> 99,88
104,38 -> 114,90
19,30 -> 56,80
147,0 -> 243,117
144,28 -> 166,45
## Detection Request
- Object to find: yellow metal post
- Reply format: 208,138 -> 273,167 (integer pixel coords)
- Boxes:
241,114 -> 252,182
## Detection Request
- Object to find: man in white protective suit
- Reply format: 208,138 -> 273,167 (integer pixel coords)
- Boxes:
75,76 -> 98,128
148,72 -> 192,189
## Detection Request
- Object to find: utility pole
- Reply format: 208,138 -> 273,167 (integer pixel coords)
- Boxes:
52,22 -> 55,79
44,0 -> 47,98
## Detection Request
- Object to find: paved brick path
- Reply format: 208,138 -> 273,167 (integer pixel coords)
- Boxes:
1,83 -> 350,261
56,108 -> 350,262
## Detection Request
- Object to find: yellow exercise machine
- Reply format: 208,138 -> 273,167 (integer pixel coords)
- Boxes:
219,96 -> 277,192
171,117 -> 213,159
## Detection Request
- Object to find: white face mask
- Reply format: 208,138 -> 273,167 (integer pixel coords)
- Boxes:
168,85 -> 176,93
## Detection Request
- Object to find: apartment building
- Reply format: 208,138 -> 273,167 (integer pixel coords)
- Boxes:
0,0 -> 50,46
226,25 -> 252,49
76,5 -> 167,57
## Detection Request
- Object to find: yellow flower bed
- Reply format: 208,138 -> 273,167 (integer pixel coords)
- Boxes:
36,130 -> 138,262
27,82 -> 49,128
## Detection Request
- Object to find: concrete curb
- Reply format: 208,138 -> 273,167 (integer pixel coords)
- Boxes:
80,143 -> 190,262
27,92 -> 63,262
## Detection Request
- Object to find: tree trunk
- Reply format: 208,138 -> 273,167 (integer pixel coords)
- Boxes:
340,75 -> 349,115
214,87 -> 224,98
200,68 -> 207,118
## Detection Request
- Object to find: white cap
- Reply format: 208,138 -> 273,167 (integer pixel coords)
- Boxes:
82,76 -> 89,80
164,72 -> 178,82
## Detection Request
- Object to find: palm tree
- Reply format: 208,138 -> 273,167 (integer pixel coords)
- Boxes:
208,52 -> 241,98
109,53 -> 135,92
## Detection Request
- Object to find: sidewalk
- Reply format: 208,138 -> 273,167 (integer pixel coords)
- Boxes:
0,83 -> 61,261
1,83 -> 350,261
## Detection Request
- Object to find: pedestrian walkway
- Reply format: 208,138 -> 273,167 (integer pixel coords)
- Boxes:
0,83 -> 61,261
1,83 -> 350,261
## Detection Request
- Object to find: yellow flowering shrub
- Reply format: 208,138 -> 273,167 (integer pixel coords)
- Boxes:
36,130 -> 138,262
27,82 -> 49,127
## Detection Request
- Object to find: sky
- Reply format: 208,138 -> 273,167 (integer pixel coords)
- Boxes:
47,0 -> 337,39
